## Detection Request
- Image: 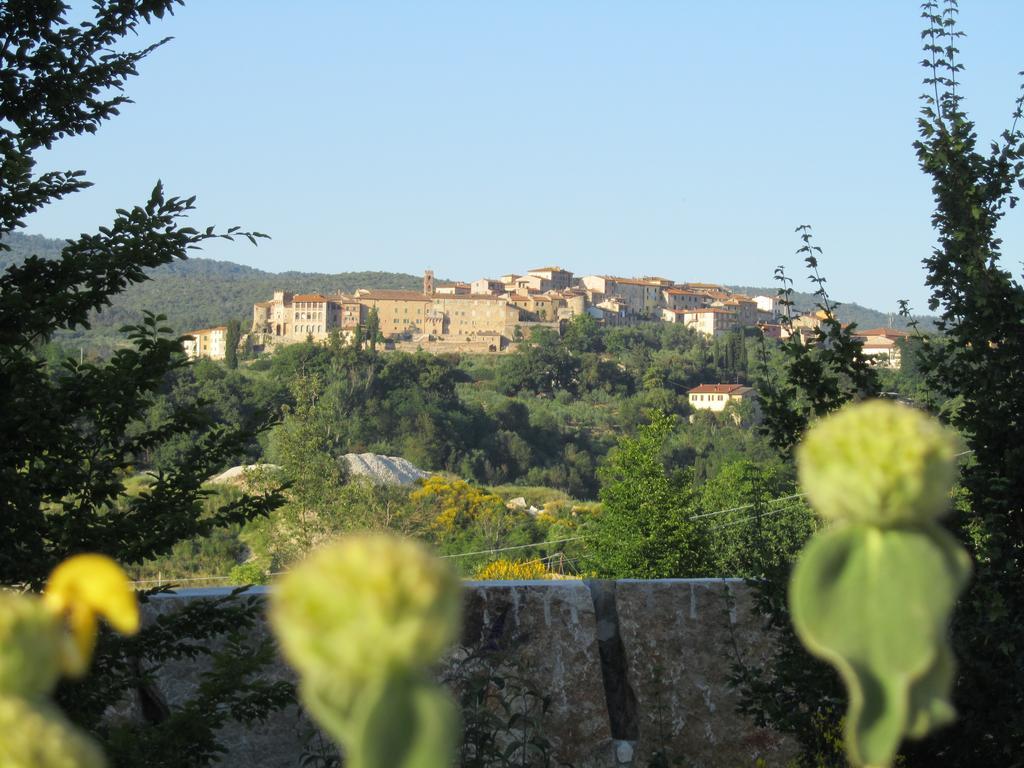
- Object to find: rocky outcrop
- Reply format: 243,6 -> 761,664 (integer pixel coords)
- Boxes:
209,453 -> 429,488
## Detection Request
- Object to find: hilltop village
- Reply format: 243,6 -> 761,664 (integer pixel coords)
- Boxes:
184,265 -> 909,366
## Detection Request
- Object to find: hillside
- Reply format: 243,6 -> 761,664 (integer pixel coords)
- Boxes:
1,232 -> 424,336
725,285 -> 927,331
2,233 -> 930,339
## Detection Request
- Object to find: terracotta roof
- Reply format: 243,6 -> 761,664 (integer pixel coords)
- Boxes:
528,266 -> 571,273
357,291 -> 432,302
607,277 -> 664,286
185,326 -> 227,335
687,383 -> 752,395
685,307 -> 737,314
293,293 -> 328,302
665,289 -> 707,296
856,327 -> 911,338
435,293 -> 510,302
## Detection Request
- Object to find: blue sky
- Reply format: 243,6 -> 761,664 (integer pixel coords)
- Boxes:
27,1 -> 1024,312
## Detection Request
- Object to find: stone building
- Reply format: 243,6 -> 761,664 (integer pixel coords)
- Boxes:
661,307 -> 738,337
250,279 -> 526,351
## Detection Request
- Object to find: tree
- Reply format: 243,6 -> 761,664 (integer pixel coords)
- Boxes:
742,5 -> 1024,765
224,318 -> 240,369
0,1 -> 283,585
0,1 -> 289,760
755,228 -> 880,456
561,313 -> 604,354
899,3 -> 1024,762
365,307 -> 381,351
584,411 -> 708,577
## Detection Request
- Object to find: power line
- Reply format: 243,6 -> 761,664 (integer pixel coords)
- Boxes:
706,503 -> 803,531
439,536 -> 585,560
690,492 -> 804,521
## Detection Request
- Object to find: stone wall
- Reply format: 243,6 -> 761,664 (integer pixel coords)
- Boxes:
137,580 -> 796,767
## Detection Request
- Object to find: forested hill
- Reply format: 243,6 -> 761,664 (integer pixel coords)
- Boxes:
726,286 -> 926,331
1,232 -> 424,335
3,232 -> 925,337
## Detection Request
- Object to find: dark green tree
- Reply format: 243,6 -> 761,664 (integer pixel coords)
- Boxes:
561,313 -> 604,354
0,0 -> 290,761
584,411 -> 708,577
224,318 -> 240,369
898,2 -> 1024,762
734,237 -> 881,767
740,5 -> 1024,766
0,0 -> 280,584
365,306 -> 381,351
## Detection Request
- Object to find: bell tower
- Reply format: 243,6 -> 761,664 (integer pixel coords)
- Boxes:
423,269 -> 435,295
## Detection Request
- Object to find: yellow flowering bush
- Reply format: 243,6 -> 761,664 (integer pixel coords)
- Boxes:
473,558 -> 551,580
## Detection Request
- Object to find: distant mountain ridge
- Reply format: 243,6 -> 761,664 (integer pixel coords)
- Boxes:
1,233 -> 426,336
2,232 -> 929,337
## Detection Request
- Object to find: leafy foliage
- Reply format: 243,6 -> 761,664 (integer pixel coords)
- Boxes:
898,2 -> 1024,762
0,0 -> 291,761
754,227 -> 880,456
790,401 -> 970,767
584,412 -> 708,578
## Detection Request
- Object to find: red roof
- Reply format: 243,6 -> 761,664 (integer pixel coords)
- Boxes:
856,327 -> 911,339
687,383 -> 750,395
293,293 -> 328,302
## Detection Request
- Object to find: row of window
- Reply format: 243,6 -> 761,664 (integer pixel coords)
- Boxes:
690,394 -> 728,401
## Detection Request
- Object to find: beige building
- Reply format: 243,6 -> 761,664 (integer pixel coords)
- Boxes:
251,291 -> 338,344
471,278 -> 506,295
507,293 -> 563,322
251,280 -> 525,350
527,266 -> 574,291
663,288 -> 712,311
854,327 -> 910,368
663,307 -> 738,337
435,282 -> 471,295
515,274 -> 551,293
579,275 -> 665,317
183,326 -> 227,361
717,296 -> 759,326
688,383 -> 759,423
688,383 -> 756,412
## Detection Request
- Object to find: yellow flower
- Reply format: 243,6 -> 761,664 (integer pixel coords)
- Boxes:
41,555 -> 139,678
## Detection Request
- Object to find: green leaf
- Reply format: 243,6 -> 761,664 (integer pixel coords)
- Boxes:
350,675 -> 459,768
789,524 -> 970,767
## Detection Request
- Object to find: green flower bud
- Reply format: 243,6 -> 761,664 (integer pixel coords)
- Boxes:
797,400 -> 960,526
0,593 -> 61,699
269,535 -> 462,683
0,695 -> 106,768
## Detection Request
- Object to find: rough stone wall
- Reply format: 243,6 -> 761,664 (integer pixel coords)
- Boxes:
135,580 -> 795,767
